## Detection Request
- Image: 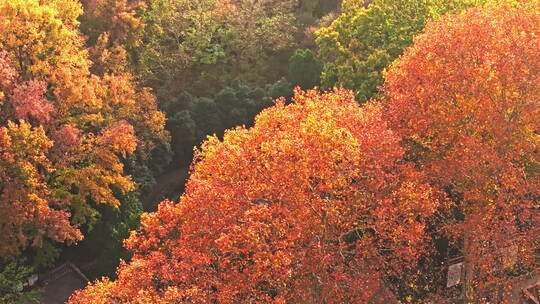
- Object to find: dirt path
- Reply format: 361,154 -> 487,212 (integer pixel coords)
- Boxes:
142,166 -> 190,212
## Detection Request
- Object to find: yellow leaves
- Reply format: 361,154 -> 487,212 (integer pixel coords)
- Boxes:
0,0 -> 98,124
0,121 -> 84,259
0,0 -> 79,60
72,165 -> 132,208
3,120 -> 53,163
45,0 -> 83,27
0,0 -> 166,263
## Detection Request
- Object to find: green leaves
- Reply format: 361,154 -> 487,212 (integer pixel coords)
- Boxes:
166,80 -> 274,165
0,259 -> 40,304
316,0 -> 487,102
288,49 -> 322,89
135,0 -> 298,96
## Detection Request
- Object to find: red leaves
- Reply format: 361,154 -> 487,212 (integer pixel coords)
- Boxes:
0,52 -> 55,124
53,124 -> 81,149
70,88 -> 438,303
383,0 -> 540,300
98,120 -> 137,157
11,80 -> 55,123
0,52 -> 17,90
49,124 -> 81,165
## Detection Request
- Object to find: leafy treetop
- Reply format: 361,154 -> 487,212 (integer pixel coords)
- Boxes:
383,0 -> 540,301
69,88 -> 440,303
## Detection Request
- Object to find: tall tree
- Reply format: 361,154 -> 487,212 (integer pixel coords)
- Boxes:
316,0 -> 487,102
69,88 -> 439,303
80,0 -> 148,50
383,1 -> 540,302
0,0 -> 166,264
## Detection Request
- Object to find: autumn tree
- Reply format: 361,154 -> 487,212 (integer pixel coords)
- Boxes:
383,1 -> 540,302
79,1 -> 173,193
69,88 -> 440,303
316,0 -> 487,102
79,0 -> 153,80
80,0 -> 148,50
0,0 -> 167,272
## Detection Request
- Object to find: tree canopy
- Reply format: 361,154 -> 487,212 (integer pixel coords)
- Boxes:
383,0 -> 540,301
316,0 -> 487,102
2,0 -> 540,303
0,0 -> 166,261
133,0 -> 298,98
69,88 -> 440,303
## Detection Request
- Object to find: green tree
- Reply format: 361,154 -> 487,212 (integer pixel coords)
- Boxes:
0,259 -> 41,304
316,0 -> 487,102
304,0 -> 343,17
165,80 -> 277,165
137,0 -> 298,98
288,49 -> 322,89
75,192 -> 142,279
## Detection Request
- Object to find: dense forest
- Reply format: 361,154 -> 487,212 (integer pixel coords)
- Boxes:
0,0 -> 539,303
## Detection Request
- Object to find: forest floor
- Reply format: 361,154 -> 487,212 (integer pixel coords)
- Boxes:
142,166 -> 190,212
53,165 -> 191,299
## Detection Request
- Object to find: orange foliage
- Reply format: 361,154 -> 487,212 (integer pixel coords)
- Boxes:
0,121 -> 83,258
81,0 -> 148,48
0,0 -> 167,260
69,88 -> 439,303
383,0 -> 540,300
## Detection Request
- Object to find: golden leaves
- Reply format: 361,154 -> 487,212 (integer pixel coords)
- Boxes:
0,0 -> 166,260
70,88 -> 438,303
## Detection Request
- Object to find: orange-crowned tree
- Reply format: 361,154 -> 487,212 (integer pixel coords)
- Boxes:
69,88 -> 440,303
383,0 -> 540,301
0,0 -> 167,262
